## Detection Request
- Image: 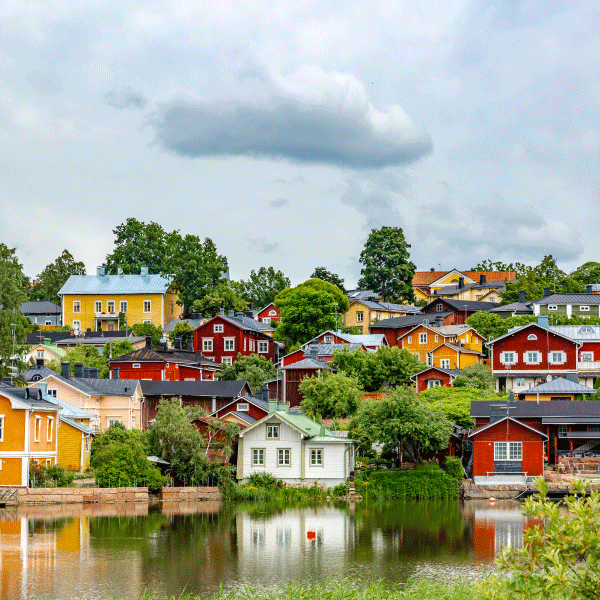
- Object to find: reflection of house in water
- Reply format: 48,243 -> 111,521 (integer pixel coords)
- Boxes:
472,506 -> 529,562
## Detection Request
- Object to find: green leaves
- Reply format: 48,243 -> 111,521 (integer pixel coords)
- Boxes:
299,371 -> 362,419
238,267 -> 290,309
218,353 -> 277,394
31,249 -> 86,305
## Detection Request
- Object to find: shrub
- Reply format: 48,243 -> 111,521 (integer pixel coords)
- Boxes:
29,463 -> 75,487
247,472 -> 283,488
359,468 -> 459,500
444,456 -> 465,479
332,482 -> 349,497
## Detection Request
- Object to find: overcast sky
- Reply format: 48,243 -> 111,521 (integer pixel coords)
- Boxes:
1,1 -> 598,287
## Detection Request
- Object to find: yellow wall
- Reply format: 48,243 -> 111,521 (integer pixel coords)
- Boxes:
0,396 -> 26,451
521,392 -> 575,402
399,326 -> 482,363
62,290 -> 183,332
343,301 -> 410,333
58,420 -> 91,471
428,345 -> 480,369
29,410 -> 58,453
0,457 -> 22,485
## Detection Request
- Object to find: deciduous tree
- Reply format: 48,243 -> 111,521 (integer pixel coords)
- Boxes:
191,282 -> 248,318
218,353 -> 277,394
31,249 -> 86,305
311,267 -> 345,293
238,267 -> 290,309
452,363 -> 495,390
299,371 -> 362,419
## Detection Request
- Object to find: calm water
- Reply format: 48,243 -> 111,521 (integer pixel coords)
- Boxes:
0,499 -> 534,600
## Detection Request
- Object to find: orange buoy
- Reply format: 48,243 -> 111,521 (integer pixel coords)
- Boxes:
489,497 -> 496,504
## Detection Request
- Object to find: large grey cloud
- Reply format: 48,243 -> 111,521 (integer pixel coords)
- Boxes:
149,66 -> 432,169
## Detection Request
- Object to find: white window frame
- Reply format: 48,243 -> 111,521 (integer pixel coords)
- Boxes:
407,336 -> 412,344
440,359 -> 450,369
269,310 -> 277,316
324,335 -> 334,344
501,352 -> 516,365
34,416 -> 42,442
107,417 -> 121,427
528,334 -> 537,340
202,338 -> 213,352
237,403 -> 249,411
143,319 -> 151,324
214,324 -> 224,333
435,335 -> 439,342
581,352 -> 594,362
224,337 -> 235,352
73,300 -> 81,313
37,350 -> 44,359
419,333 -> 427,344
436,303 -> 444,312
120,300 -> 128,313
426,354 -> 433,366
107,300 -> 115,313
95,300 -> 102,313
48,389 -> 57,398
278,448 -> 291,467
132,363 -> 140,368
310,448 -> 323,467
0,415 -> 4,442
252,448 -> 265,466
549,351 -> 566,365
258,341 -> 269,354
221,357 -> 233,366
262,317 -> 271,324
524,351 -> 541,365
515,377 -> 526,388
494,442 -> 522,461
547,305 -> 557,311
267,424 -> 280,439
580,306 -> 590,312
72,319 -> 81,331
143,299 -> 151,313
356,312 -> 364,323
427,380 -> 441,389
558,425 -> 568,438
47,417 -> 54,442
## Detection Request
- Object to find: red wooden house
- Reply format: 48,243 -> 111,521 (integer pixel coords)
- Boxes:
193,308 -> 276,366
209,394 -> 269,427
254,302 -> 280,324
280,343 -> 365,367
421,298 -> 498,324
109,337 -> 220,381
412,366 -> 461,393
370,313 -> 454,348
301,330 -> 387,351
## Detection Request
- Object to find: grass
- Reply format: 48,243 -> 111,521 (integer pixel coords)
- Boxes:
131,579 -> 477,600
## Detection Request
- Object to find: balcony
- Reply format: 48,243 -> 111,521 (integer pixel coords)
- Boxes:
95,312 -> 119,320
577,361 -> 600,371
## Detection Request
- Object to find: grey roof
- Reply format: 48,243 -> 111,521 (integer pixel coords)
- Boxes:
520,377 -> 596,395
203,313 -> 274,334
437,342 -> 482,355
354,299 -> 421,313
489,302 -> 533,313
56,336 -> 145,346
59,273 -> 172,295
335,333 -> 387,346
548,325 -> 600,341
532,294 -> 600,305
424,298 -> 499,312
302,343 -> 364,357
141,380 -> 251,398
163,318 -> 205,333
433,281 -> 505,296
230,411 -> 258,424
280,358 -> 335,371
209,394 -> 270,416
471,400 -> 600,419
413,366 -> 462,378
20,301 -> 61,315
370,312 -> 454,329
346,289 -> 382,301
0,386 -> 59,411
61,416 -> 95,434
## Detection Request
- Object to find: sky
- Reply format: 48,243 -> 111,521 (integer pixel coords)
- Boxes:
1,1 -> 598,287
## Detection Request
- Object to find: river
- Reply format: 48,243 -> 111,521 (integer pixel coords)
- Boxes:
0,499 -> 534,599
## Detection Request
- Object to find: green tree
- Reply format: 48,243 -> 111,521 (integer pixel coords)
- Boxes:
311,267 -> 345,293
191,282 -> 248,318
275,279 -> 350,346
340,326 -> 362,335
218,353 -> 277,394
353,386 -> 453,463
358,227 -> 416,302
31,249 -> 86,305
168,322 -> 194,348
480,478 -> 600,600
131,322 -> 163,346
238,267 -> 291,309
570,261 -> 600,286
452,363 -> 495,390
109,339 -> 135,359
332,346 -> 426,392
47,345 -> 109,378
0,244 -> 30,380
299,371 -> 362,419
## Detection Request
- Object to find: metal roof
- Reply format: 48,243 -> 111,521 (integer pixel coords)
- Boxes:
532,294 -> 600,305
354,299 -> 421,313
163,318 -> 205,333
280,358 -> 335,371
520,377 -> 596,395
471,400 -> 600,419
370,312 -> 454,329
548,325 -> 600,341
61,416 -> 95,434
302,343 -> 363,357
229,411 -> 258,424
489,302 -> 533,313
141,380 -> 250,397
20,301 -> 61,315
424,299 -> 499,312
59,273 -> 172,295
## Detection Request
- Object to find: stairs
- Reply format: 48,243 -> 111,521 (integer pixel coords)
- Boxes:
573,439 -> 600,454
0,488 -> 19,506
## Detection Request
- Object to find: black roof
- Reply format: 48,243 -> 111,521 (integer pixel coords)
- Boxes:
26,330 -> 130,344
424,299 -> 498,312
471,400 -> 600,419
20,301 -> 61,315
110,347 -> 219,368
370,312 -> 454,329
0,385 -> 59,410
532,294 -> 600,306
141,380 -> 251,398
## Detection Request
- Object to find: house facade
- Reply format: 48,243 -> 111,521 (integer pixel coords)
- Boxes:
237,402 -> 355,486
59,265 -> 182,333
254,303 -> 281,325
343,300 -> 420,334
193,309 -> 276,366
24,339 -> 66,366
370,313 -> 455,348
532,288 -> 600,318
421,298 -> 498,324
280,348 -> 335,408
412,367 -> 461,393
20,300 -> 62,327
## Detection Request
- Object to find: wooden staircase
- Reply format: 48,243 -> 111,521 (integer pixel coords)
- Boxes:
0,488 -> 19,506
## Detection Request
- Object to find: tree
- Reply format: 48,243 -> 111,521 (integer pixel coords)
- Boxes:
352,386 -> 453,463
47,345 -> 110,378
311,267 -> 345,293
452,363 -> 495,390
570,261 -> 600,286
332,346 -> 426,392
31,249 -> 86,305
0,244 -> 30,380
274,279 -> 350,346
191,282 -> 248,318
479,478 -> 600,600
238,267 -> 291,309
218,353 -> 277,394
168,322 -> 194,348
358,227 -> 416,302
131,323 -> 163,346
299,371 -> 361,419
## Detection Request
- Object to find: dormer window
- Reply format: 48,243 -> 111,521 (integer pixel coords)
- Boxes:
579,326 -> 594,333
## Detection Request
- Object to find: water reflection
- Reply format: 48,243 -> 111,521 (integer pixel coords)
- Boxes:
0,499 -> 535,600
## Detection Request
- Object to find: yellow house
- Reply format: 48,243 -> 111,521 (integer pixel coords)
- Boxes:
343,300 -> 421,334
398,323 -> 484,364
59,265 -> 183,333
27,363 -> 143,431
25,338 -> 67,366
427,342 -> 482,369
0,385 -> 59,486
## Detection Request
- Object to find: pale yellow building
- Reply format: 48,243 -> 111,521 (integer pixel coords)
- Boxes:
343,299 -> 421,334
59,265 -> 182,333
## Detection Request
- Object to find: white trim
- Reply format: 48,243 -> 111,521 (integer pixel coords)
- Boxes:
47,416 -> 54,442
523,351 -> 542,365
143,299 -> 151,313
0,415 -> 4,442
224,337 -> 235,352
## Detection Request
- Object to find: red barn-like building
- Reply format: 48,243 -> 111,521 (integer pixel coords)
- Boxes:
412,366 -> 461,393
254,302 -> 280,324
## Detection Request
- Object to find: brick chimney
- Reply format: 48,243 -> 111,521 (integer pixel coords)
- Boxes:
543,286 -> 551,297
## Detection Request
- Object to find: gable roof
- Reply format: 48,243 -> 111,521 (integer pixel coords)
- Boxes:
20,300 -> 61,315
532,293 -> 600,306
419,269 -> 516,288
468,416 -> 548,440
59,273 -> 173,295
109,347 -> 219,368
398,323 -> 478,340
61,416 -> 95,434
521,377 -> 596,395
280,357 -> 336,371
301,330 -> 387,348
370,312 -> 454,329
0,386 -> 60,411
489,301 -> 533,314
412,366 -> 462,378
428,342 -> 482,355
424,298 -> 499,312
350,299 -> 421,313
471,400 -> 600,419
486,322 -> 579,347
29,343 -> 66,357
346,289 -> 382,301
140,380 -> 251,398
199,313 -> 274,335
210,394 -> 270,416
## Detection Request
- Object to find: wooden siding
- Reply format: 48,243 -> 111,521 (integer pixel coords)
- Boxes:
58,420 -> 91,470
415,369 -> 454,393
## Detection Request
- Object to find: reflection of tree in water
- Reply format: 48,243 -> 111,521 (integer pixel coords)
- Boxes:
28,517 -> 73,536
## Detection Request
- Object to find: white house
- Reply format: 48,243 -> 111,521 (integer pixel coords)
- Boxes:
237,402 -> 355,487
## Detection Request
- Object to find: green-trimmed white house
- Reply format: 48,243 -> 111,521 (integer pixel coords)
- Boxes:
237,401 -> 355,486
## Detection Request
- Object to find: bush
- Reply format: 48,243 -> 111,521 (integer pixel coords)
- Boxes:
359,468 -> 459,500
444,456 -> 465,479
29,463 -> 75,487
247,472 -> 283,488
332,482 -> 349,496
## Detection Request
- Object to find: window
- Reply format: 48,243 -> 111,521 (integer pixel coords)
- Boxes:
269,310 -> 277,316
440,359 -> 450,369
72,319 -> 80,331
258,341 -> 268,354
224,338 -> 235,351
0,415 -> 4,442
494,442 -> 522,461
558,426 -> 568,438
107,417 -> 121,427
356,312 -> 363,322
419,333 -> 427,344
525,351 -> 541,364
252,448 -> 265,466
548,305 -> 557,311
515,378 -> 526,387
47,417 -> 54,442
579,326 -> 594,334
426,354 -> 433,366
143,299 -> 151,313
73,300 -> 81,313
48,389 -> 57,398
580,306 -> 590,311
310,448 -> 323,467
427,380 -> 441,389
171,301 -> 175,315
549,352 -> 565,364
528,334 -> 537,340
214,324 -> 223,333
107,301 -> 115,313
221,357 -> 232,366
120,300 -> 128,313
262,317 -> 271,324
95,300 -> 102,313
37,350 -> 44,359
436,303 -> 444,312
324,335 -> 334,344
267,424 -> 280,439
132,416 -> 135,429
85,436 -> 90,452
35,417 -> 42,442
132,363 -> 140,368
46,459 -> 52,467
407,336 -> 412,344
203,339 -> 213,352
143,319 -> 151,324
581,352 -> 594,362
237,403 -> 249,411
243,338 -> 247,352
45,320 -> 52,326
501,352 -> 516,365
435,335 -> 439,342
278,448 -> 291,466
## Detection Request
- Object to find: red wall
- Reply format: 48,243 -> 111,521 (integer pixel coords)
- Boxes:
415,369 -> 453,393
255,304 -> 280,323
111,361 -> 164,380
214,402 -> 267,421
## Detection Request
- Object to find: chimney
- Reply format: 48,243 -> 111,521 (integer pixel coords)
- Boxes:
61,362 -> 71,378
537,316 -> 549,328
435,315 -> 443,326
113,367 -> 119,379
83,366 -> 90,378
309,344 -> 319,361
458,277 -> 464,289
268,400 -> 277,414
518,289 -> 526,304
543,286 -> 551,297
174,337 -> 182,351
97,265 -> 105,277
235,311 -> 244,320
44,338 -> 51,346
140,266 -> 148,277
74,362 -> 84,378
246,311 -> 254,318
90,367 -> 99,379
586,284 -> 593,294
219,307 -> 225,317
3,377 -> 12,385
38,382 -> 48,398
479,274 -> 487,285
228,309 -> 235,317
256,386 -> 270,402
145,336 -> 152,349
